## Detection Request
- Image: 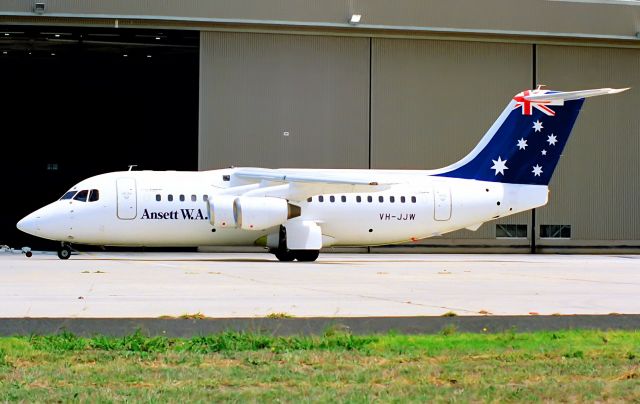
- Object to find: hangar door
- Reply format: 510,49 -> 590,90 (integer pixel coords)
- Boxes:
536,45 -> 640,243
198,32 -> 369,170
117,178 -> 137,220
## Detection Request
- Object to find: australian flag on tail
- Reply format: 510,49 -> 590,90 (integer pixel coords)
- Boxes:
433,87 -> 628,186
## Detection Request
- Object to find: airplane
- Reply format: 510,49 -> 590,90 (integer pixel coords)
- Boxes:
17,86 -> 627,261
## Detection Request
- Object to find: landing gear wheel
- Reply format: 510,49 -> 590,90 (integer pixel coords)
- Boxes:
25,251 -> 32,258
57,245 -> 72,260
274,249 -> 295,262
293,250 -> 320,262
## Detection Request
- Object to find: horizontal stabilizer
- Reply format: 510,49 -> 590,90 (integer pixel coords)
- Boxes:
525,88 -> 629,102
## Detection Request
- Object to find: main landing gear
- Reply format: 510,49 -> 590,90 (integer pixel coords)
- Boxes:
271,225 -> 320,262
57,243 -> 72,260
274,249 -> 319,262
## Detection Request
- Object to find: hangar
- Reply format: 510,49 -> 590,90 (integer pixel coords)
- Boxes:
1,0 -> 639,252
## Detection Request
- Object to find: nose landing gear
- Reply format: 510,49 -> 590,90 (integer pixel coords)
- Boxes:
21,247 -> 32,258
57,243 -> 72,260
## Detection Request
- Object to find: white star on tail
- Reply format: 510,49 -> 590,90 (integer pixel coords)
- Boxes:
547,134 -> 558,146
517,138 -> 528,150
541,149 -> 547,156
491,156 -> 508,176
532,164 -> 543,177
532,120 -> 544,132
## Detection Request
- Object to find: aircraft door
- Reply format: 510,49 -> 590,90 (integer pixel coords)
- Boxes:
433,186 -> 451,221
116,178 -> 137,220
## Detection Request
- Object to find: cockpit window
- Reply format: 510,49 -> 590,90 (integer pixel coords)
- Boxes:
60,191 -> 76,200
88,189 -> 100,202
73,190 -> 89,202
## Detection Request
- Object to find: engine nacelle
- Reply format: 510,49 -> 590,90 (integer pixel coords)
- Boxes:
207,195 -> 237,228
234,197 -> 301,230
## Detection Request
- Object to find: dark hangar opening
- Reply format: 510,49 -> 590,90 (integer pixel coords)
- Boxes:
0,26 -> 199,249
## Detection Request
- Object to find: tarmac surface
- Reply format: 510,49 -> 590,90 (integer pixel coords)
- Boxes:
1,251 -> 639,318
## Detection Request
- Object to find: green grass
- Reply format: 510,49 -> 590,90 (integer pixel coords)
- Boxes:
265,312 -> 295,319
1,329 -> 639,401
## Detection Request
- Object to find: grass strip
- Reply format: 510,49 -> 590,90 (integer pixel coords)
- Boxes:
0,329 -> 639,401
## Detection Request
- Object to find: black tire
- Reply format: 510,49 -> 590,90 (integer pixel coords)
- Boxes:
25,251 -> 32,258
57,246 -> 71,260
274,249 -> 295,262
293,250 -> 320,262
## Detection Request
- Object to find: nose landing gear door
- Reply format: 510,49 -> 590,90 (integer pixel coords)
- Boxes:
116,178 -> 137,220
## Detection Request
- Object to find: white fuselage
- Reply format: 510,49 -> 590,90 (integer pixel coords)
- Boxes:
19,168 -> 548,248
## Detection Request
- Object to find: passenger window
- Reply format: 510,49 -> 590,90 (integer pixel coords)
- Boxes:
341,195 -> 346,203
379,196 -> 384,203
356,196 -> 362,203
330,196 -> 335,203
156,194 -> 161,202
411,196 -> 417,203
319,195 -> 324,202
203,195 -> 208,202
88,189 -> 100,202
367,196 -> 373,203
168,194 -> 173,202
191,195 -> 196,202
401,196 -> 406,203
390,196 -> 395,203
307,197 -> 312,202
73,190 -> 89,202
60,191 -> 76,200
180,194 -> 185,202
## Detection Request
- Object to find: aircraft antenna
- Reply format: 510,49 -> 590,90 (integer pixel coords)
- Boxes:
128,165 -> 138,171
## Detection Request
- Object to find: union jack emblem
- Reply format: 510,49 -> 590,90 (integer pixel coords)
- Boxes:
513,90 -> 558,116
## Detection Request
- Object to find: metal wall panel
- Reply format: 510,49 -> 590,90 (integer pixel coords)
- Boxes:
199,31 -> 369,169
537,45 -> 640,242
3,0 -> 640,41
371,38 -> 532,241
359,0 -> 640,40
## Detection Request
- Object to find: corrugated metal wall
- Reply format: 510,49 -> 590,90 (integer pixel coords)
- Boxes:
370,38 -> 532,241
536,45 -> 640,243
199,31 -> 369,169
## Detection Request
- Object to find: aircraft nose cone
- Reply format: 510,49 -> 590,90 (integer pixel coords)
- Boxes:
17,213 -> 39,236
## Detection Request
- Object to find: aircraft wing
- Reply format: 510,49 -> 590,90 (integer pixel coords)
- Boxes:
228,168 -> 393,201
234,168 -> 383,186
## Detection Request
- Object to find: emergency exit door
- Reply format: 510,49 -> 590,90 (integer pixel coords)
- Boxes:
116,178 -> 137,220
434,186 -> 451,221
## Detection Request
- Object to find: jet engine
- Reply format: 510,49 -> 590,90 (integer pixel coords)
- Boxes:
207,195 -> 237,228
234,196 -> 301,230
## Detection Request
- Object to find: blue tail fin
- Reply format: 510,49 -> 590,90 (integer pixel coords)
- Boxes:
432,88 -> 625,185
